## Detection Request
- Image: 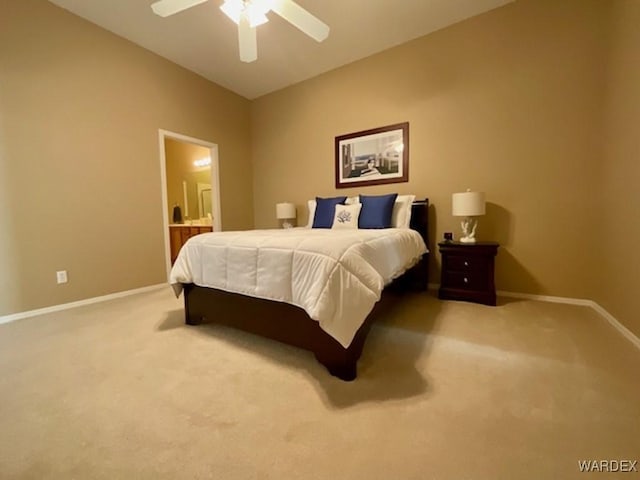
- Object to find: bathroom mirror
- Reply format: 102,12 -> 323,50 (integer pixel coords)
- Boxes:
197,183 -> 213,218
165,138 -> 214,224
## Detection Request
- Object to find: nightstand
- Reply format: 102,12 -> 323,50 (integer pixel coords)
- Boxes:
438,241 -> 499,306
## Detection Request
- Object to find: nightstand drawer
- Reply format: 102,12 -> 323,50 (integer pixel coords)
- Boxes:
438,241 -> 499,306
446,255 -> 487,272
442,271 -> 485,290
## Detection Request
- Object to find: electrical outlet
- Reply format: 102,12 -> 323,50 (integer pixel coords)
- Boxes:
56,270 -> 68,284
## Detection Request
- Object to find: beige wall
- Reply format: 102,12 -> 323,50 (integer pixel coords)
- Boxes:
251,0 -> 608,299
0,0 -> 253,316
598,0 -> 640,338
164,138 -> 211,223
2,0 -> 638,339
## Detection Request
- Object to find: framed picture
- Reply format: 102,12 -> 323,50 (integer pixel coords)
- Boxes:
335,122 -> 409,189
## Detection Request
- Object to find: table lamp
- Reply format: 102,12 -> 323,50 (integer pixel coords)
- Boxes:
452,189 -> 485,243
276,202 -> 296,229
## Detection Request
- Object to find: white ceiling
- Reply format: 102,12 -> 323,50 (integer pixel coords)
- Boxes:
48,0 -> 513,99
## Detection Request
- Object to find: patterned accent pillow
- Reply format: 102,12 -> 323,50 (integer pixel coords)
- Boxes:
331,203 -> 362,230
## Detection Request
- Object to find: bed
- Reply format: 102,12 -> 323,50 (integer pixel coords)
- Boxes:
170,199 -> 429,380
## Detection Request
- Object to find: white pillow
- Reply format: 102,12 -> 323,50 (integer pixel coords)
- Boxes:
306,197 -> 358,228
391,194 -> 416,228
332,203 -> 362,230
306,199 -> 316,228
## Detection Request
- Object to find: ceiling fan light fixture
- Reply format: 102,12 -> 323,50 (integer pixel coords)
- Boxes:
221,0 -> 270,27
245,5 -> 269,26
152,0 -> 328,63
220,0 -> 243,23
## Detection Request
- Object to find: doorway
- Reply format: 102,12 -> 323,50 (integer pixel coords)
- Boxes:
158,130 -> 221,280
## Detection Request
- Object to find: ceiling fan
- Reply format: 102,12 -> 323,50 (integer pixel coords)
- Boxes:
150,0 -> 330,63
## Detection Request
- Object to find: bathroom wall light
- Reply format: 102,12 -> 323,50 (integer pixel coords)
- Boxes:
194,157 -> 211,168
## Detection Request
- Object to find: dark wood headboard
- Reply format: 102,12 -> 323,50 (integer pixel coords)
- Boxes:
410,198 -> 429,246
407,198 -> 430,290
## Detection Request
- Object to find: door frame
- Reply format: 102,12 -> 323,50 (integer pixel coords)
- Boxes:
158,129 -> 222,280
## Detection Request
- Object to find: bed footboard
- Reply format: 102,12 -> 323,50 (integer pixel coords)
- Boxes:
183,284 -> 374,381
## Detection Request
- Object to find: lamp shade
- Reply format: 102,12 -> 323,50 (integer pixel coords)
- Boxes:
276,202 -> 296,219
452,191 -> 486,217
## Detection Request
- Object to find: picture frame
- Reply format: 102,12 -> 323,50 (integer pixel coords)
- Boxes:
335,122 -> 409,189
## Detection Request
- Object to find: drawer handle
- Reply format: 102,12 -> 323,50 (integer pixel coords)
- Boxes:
463,277 -> 469,283
464,261 -> 469,267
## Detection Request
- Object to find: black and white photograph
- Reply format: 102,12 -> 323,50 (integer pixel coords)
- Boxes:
335,122 -> 409,188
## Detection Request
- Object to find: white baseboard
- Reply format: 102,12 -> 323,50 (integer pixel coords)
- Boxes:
3,282 -> 638,351
0,284 -> 167,325
496,289 -> 593,306
499,290 -> 639,349
429,283 -> 640,350
588,301 -> 640,350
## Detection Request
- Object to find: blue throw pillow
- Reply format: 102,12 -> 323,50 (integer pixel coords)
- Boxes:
358,193 -> 398,229
312,196 -> 347,228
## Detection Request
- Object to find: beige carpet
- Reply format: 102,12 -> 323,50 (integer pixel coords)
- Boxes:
0,288 -> 638,479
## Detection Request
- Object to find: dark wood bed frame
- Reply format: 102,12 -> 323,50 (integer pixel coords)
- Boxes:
182,199 -> 430,381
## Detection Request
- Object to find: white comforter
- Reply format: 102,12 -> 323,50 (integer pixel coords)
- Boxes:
169,228 -> 427,348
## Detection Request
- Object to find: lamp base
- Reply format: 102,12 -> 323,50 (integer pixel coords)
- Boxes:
282,220 -> 293,229
459,217 -> 478,243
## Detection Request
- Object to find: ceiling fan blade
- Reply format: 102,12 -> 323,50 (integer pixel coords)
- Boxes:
238,16 -> 258,63
151,0 -> 208,18
271,0 -> 329,42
